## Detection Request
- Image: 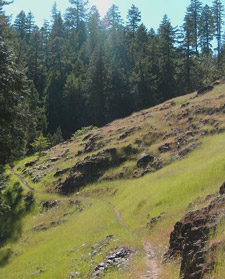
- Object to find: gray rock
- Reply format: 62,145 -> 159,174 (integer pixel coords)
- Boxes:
137,153 -> 155,168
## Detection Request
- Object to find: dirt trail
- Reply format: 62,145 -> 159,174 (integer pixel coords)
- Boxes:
10,167 -> 34,192
142,241 -> 160,279
103,199 -> 160,279
103,200 -> 132,233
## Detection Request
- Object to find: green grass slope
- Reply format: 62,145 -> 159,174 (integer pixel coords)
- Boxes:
1,84 -> 225,279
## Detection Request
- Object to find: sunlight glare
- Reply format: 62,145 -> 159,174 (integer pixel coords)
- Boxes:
90,0 -> 112,17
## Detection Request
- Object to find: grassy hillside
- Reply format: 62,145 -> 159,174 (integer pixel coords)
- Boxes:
1,83 -> 225,279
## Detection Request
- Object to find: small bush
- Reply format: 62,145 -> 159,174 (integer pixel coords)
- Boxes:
72,126 -> 97,139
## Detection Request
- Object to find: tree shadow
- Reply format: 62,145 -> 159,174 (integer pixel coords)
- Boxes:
0,248 -> 13,267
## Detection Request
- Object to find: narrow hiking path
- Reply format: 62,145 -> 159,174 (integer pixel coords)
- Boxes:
142,241 -> 160,279
9,168 -> 161,278
10,167 -> 34,191
102,199 -> 161,279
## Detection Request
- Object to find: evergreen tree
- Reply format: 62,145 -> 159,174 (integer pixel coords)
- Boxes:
186,0 -> 203,55
65,0 -> 88,30
130,24 -> 156,109
25,11 -> 35,42
84,7 -> 106,125
14,10 -> 27,39
104,4 -> 123,31
127,4 -> 141,37
27,26 -> 43,88
48,12 -> 65,74
50,126 -> 64,147
0,36 -> 29,163
158,15 -> 177,100
31,133 -> 49,156
13,11 -> 28,65
181,14 -> 194,92
212,0 -> 224,61
40,20 -> 50,72
199,5 -> 215,55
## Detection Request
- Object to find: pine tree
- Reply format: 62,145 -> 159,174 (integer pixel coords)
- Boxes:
40,20 -> 50,72
50,127 -> 64,147
212,0 -> 224,61
158,15 -> 177,100
178,14 -> 199,93
84,7 -> 106,125
65,0 -> 88,30
13,11 -> 28,65
104,4 -> 123,31
48,12 -> 65,75
199,5 -> 215,55
31,133 -> 49,156
127,4 -> 141,37
103,5 -> 130,121
27,26 -> 43,88
130,24 -> 156,109
25,11 -> 35,42
14,10 -> 27,39
186,0 -> 203,56
0,36 -> 29,163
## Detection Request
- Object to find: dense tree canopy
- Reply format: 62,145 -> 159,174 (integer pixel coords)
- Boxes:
0,0 -> 225,162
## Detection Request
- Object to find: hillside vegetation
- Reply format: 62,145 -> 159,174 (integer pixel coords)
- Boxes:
1,83 -> 225,279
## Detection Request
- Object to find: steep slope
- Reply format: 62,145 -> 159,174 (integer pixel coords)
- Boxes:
14,81 -> 225,194
1,82 -> 225,279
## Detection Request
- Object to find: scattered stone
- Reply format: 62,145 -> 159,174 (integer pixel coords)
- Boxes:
49,157 -> 59,162
25,159 -> 38,168
68,271 -> 80,278
181,102 -> 190,108
121,144 -> 138,155
32,223 -> 47,231
90,235 -> 114,260
92,246 -> 134,277
147,215 -> 161,229
197,85 -> 214,95
137,153 -> 155,168
41,200 -> 60,210
118,128 -> 136,140
32,269 -> 45,276
158,143 -> 171,153
83,134 -> 103,153
176,145 -> 195,158
54,168 -> 70,177
50,220 -> 66,227
69,199 -> 80,205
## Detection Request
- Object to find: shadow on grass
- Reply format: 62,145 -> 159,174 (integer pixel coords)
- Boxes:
0,248 -> 13,267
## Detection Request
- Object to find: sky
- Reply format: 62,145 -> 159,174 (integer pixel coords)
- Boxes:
4,0 -> 214,31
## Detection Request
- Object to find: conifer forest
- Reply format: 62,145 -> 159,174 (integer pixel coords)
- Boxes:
1,0 -> 225,164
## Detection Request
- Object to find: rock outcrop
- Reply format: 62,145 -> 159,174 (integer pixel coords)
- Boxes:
137,153 -> 155,168
56,148 -> 126,194
164,182 -> 225,279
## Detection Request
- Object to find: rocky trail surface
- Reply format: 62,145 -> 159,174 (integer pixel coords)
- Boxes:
143,242 -> 160,279
104,199 -> 160,279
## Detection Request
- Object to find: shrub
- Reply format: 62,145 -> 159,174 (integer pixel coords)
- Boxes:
72,126 -> 97,139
